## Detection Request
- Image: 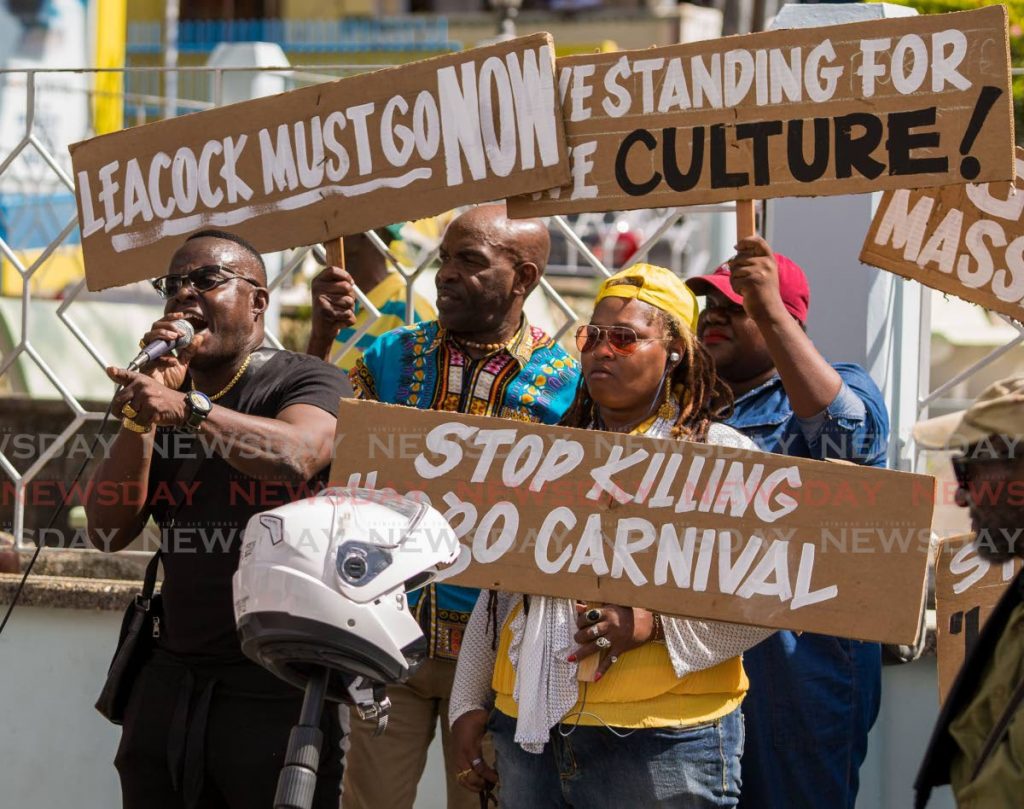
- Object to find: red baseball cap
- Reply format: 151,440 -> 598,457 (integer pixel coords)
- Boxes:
685,254 -> 810,324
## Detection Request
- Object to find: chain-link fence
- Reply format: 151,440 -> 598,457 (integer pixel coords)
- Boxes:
4,62 -> 1021,552
0,64 -> 739,550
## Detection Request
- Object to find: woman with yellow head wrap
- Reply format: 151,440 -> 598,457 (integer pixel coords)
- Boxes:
563,262 -> 722,440
450,264 -> 772,808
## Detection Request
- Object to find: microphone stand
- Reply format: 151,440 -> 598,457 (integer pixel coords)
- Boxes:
271,670 -> 390,809
274,666 -> 329,809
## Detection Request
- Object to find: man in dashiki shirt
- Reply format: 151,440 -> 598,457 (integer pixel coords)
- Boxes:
343,204 -> 579,809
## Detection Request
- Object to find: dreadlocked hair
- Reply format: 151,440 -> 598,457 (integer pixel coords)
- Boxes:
560,291 -> 732,444
657,310 -> 733,442
485,590 -> 500,651
484,590 -> 529,651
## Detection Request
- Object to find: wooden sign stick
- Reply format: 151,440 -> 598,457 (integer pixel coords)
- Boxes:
577,604 -> 601,683
736,199 -> 757,241
324,237 -> 346,272
577,653 -> 601,683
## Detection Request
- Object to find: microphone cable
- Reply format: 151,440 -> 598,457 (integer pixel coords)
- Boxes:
1,321 -> 195,636
0,394 -> 120,637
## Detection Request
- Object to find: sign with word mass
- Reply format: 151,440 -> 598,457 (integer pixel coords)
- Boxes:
861,147 -> 1024,322
329,401 -> 935,645
510,6 -> 1013,217
70,34 -> 569,290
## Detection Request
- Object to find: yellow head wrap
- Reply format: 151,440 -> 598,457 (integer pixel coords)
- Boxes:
593,263 -> 699,332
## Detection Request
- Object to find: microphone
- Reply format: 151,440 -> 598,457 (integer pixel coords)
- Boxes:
128,319 -> 195,371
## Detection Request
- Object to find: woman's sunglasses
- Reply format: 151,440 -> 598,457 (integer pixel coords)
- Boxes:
575,324 -> 669,356
151,265 -> 261,300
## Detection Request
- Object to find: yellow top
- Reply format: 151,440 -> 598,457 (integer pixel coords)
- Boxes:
594,263 -> 699,332
949,601 -> 1024,807
492,603 -> 747,729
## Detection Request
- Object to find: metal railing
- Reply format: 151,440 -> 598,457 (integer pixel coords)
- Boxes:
127,17 -> 461,54
5,62 -> 1020,550
0,64 -> 731,549
913,69 -> 1024,425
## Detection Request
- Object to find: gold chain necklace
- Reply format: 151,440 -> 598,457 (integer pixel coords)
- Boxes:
191,353 -> 252,401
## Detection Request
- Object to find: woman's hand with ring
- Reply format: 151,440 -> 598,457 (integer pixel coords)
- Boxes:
570,604 -> 656,679
451,709 -> 498,793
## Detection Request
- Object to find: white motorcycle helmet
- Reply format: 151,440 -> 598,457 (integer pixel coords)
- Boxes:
233,487 -> 464,722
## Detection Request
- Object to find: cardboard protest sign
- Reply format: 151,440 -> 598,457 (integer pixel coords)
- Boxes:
934,534 -> 1021,701
70,34 -> 569,290
329,400 -> 935,645
861,147 -> 1024,323
509,6 -> 1014,218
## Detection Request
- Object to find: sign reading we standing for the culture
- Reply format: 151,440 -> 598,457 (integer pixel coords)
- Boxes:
510,6 -> 1014,217
329,400 -> 935,646
861,147 -> 1024,323
69,34 -> 569,290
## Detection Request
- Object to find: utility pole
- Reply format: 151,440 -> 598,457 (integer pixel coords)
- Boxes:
163,0 -> 179,120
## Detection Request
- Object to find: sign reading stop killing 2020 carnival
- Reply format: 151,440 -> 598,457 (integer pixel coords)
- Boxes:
510,6 -> 1014,218
329,400 -> 936,645
69,34 -> 569,290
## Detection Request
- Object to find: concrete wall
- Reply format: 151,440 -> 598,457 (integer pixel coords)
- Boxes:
2,598 -> 955,808
0,606 -> 123,806
0,600 -> 450,807
856,658 -> 955,809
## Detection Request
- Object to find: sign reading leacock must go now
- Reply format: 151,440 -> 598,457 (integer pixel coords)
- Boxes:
69,34 -> 569,290
510,6 -> 1014,218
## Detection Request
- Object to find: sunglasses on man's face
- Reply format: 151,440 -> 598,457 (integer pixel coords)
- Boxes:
951,454 -> 1017,491
575,324 -> 668,356
151,265 -> 261,300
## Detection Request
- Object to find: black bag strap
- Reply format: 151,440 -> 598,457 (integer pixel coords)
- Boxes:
971,674 -> 1024,781
139,550 -> 161,602
140,441 -> 208,601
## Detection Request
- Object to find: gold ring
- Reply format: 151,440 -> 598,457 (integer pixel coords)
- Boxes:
138,338 -> 147,349
455,769 -> 473,780
121,416 -> 152,434
121,403 -> 138,419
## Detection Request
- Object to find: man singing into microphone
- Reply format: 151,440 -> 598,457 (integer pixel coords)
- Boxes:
85,230 -> 353,809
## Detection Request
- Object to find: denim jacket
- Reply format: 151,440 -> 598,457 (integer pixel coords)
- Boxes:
726,362 -> 889,468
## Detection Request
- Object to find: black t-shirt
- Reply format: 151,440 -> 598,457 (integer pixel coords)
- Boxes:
147,348 -> 346,659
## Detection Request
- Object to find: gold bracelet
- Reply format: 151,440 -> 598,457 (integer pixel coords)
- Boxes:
121,416 -> 152,434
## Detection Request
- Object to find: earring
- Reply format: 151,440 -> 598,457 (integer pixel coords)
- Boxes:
658,377 -> 675,420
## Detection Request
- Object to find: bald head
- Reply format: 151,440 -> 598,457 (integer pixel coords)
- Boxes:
435,205 -> 550,338
186,229 -> 268,286
450,204 -> 550,286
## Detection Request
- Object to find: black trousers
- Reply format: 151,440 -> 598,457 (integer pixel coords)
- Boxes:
115,649 -> 346,809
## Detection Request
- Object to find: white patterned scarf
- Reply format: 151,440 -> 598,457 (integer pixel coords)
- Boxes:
505,411 -> 772,753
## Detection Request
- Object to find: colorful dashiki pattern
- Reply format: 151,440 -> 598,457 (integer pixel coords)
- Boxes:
350,318 -> 580,661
